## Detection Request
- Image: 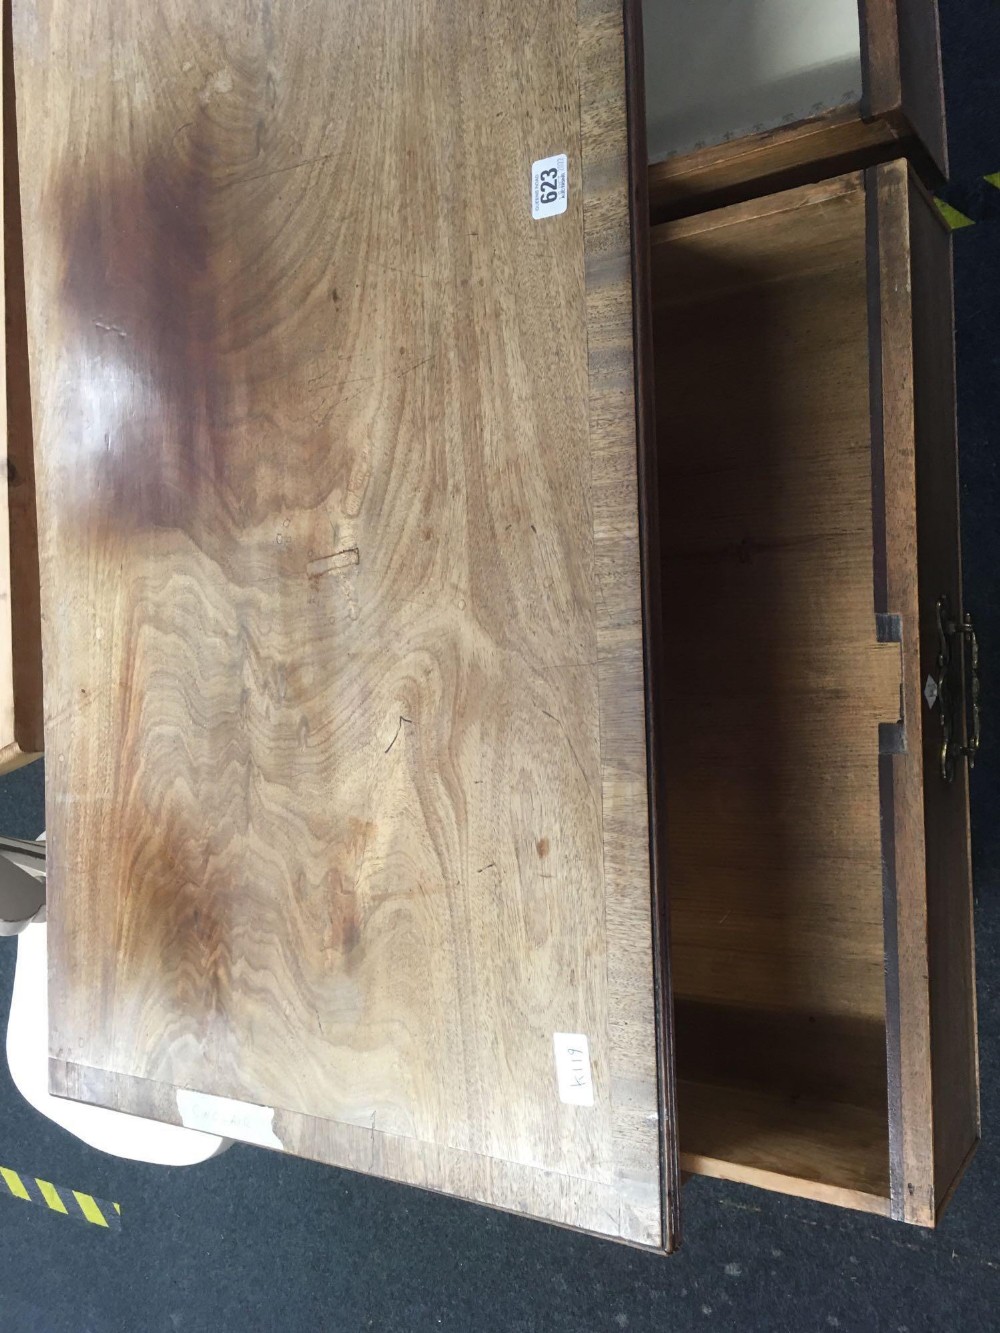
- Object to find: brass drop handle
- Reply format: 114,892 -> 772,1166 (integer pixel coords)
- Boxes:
935,595 -> 981,783
966,611 -> 981,770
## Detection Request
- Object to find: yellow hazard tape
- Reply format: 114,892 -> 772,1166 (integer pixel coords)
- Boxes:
935,198 -> 976,230
936,170 -> 1000,230
0,1165 -> 121,1230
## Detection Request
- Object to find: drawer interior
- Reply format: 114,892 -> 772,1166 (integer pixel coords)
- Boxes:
651,176 -> 902,1211
643,0 -> 864,164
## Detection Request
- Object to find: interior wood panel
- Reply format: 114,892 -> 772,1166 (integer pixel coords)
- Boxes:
0,0 -> 42,772
16,0 -> 670,1247
679,1081 -> 891,1205
651,175 -> 897,1027
674,1000 -> 889,1111
650,174 -> 898,1200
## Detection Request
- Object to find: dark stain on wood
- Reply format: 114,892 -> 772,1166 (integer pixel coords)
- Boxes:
53,104 -> 361,554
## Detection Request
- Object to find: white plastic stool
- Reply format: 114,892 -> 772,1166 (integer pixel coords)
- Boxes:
4,837 -> 229,1165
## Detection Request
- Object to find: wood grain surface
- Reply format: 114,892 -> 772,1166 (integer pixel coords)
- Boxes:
905,171 -> 978,1215
0,0 -> 42,772
623,0 -> 680,1251
868,160 -> 977,1225
650,175 -> 899,1206
651,175 -> 898,1025
862,0 -> 947,176
895,0 -> 948,176
678,1080 -> 891,1210
15,0 -> 669,1246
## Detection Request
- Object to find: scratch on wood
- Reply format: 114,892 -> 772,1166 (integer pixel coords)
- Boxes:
306,548 -> 359,578
399,352 -> 436,378
384,715 -> 413,754
227,150 -> 338,189
541,707 -> 598,814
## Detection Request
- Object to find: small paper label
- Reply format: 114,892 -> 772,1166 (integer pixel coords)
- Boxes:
924,674 -> 940,710
553,1032 -> 594,1106
531,154 -> 568,219
176,1089 -> 284,1149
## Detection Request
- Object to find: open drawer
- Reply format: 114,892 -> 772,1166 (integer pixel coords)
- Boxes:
642,0 -> 946,219
648,161 -> 979,1224
9,0 -> 977,1255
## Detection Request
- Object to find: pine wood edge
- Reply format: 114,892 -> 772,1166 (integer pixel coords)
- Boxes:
872,156 -> 978,1226
2,0 -> 43,765
623,0 -> 678,1256
867,158 -> 936,1227
577,0 -> 670,1254
0,11 -> 14,767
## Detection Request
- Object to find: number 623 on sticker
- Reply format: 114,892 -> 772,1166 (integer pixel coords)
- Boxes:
532,153 -> 568,219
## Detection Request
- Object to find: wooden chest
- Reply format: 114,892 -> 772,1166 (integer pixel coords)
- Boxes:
9,0 -> 977,1252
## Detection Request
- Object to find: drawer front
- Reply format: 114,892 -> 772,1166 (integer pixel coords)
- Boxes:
869,160 -> 979,1224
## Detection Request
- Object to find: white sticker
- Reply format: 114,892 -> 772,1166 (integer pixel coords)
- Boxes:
924,674 -> 940,710
531,154 -> 568,219
176,1089 -> 284,1149
553,1032 -> 594,1106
